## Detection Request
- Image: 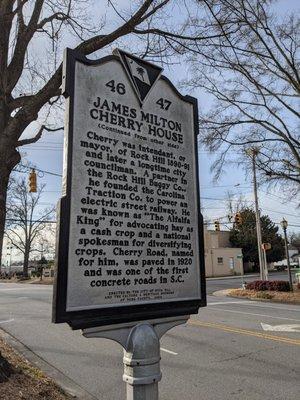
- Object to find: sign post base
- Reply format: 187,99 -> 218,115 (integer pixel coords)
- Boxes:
82,316 -> 189,400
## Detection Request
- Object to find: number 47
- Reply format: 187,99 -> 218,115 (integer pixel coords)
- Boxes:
156,98 -> 172,110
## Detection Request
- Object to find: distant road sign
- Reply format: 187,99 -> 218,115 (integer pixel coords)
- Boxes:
262,243 -> 272,250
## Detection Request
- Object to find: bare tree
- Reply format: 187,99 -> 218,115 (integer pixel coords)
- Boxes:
5,177 -> 55,277
226,191 -> 249,221
289,231 -> 300,252
0,0 -> 228,265
0,0 -> 223,377
181,0 -> 300,196
0,0 -> 171,264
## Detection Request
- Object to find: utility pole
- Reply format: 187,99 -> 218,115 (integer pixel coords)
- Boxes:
6,241 -> 13,276
261,245 -> 269,281
9,245 -> 12,275
280,218 -> 293,292
246,148 -> 266,280
40,240 -> 44,281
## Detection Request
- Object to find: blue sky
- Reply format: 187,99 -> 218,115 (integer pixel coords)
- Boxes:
12,0 -> 300,252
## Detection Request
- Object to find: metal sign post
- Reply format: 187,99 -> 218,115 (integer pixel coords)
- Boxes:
52,48 -> 206,399
83,316 -> 188,400
261,243 -> 271,281
237,254 -> 244,288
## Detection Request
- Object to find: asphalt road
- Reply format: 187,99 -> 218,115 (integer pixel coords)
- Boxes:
0,279 -> 299,400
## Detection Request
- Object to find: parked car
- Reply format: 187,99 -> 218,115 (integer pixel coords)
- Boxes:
273,259 -> 299,271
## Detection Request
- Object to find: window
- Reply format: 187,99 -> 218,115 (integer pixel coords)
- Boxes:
217,257 -> 223,264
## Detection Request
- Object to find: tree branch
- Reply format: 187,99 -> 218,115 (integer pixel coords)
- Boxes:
6,0 -> 45,92
5,0 -> 167,141
16,125 -> 45,147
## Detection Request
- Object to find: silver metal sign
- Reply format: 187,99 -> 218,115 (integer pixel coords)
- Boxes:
53,48 -> 206,330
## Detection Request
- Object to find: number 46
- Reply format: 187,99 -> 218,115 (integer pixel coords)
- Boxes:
105,80 -> 126,95
156,98 -> 172,110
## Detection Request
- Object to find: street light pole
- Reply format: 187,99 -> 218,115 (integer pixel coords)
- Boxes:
281,218 -> 293,292
247,148 -> 265,280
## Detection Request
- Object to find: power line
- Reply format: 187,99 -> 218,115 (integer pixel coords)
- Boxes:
204,217 -> 300,229
260,189 -> 300,207
22,147 -> 63,149
6,219 -> 56,224
262,207 -> 300,219
21,148 -> 63,152
201,196 -> 254,202
201,207 -> 226,210
25,141 -> 63,145
201,183 -> 251,189
16,164 -> 62,177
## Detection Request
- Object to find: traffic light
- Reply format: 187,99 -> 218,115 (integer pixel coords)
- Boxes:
29,169 -> 37,192
235,212 -> 242,225
214,220 -> 220,231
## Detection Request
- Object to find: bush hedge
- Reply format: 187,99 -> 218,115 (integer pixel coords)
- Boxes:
246,280 -> 291,292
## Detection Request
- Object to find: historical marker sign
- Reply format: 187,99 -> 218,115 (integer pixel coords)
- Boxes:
53,49 -> 206,330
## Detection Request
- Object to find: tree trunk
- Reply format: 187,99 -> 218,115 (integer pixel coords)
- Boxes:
23,245 -> 30,278
0,149 -> 20,267
0,171 -> 8,269
0,353 -> 13,383
0,105 -> 18,382
0,140 -> 23,375
0,98 -> 21,267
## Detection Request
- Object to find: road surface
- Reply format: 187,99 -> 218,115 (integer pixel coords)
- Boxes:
0,279 -> 299,400
206,270 -> 296,294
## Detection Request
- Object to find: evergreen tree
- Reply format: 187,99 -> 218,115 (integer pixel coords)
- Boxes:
229,208 -> 285,266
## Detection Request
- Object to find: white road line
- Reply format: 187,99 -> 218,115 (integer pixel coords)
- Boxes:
209,301 -> 254,306
211,307 -> 300,322
17,297 -> 28,300
0,318 -> 14,324
261,323 -> 300,332
209,301 -> 300,312
234,302 -> 300,312
207,300 -> 299,311
161,347 -> 178,355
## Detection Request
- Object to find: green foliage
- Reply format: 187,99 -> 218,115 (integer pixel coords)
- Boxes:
229,208 -> 285,265
37,256 -> 48,266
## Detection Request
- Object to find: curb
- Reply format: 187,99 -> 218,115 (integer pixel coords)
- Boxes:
207,271 -> 294,281
211,289 -> 234,297
228,293 -> 300,306
0,328 -> 97,400
207,274 -> 258,281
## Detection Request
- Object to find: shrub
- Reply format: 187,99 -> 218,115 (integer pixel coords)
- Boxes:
246,280 -> 291,292
246,280 -> 268,291
268,281 -> 291,292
